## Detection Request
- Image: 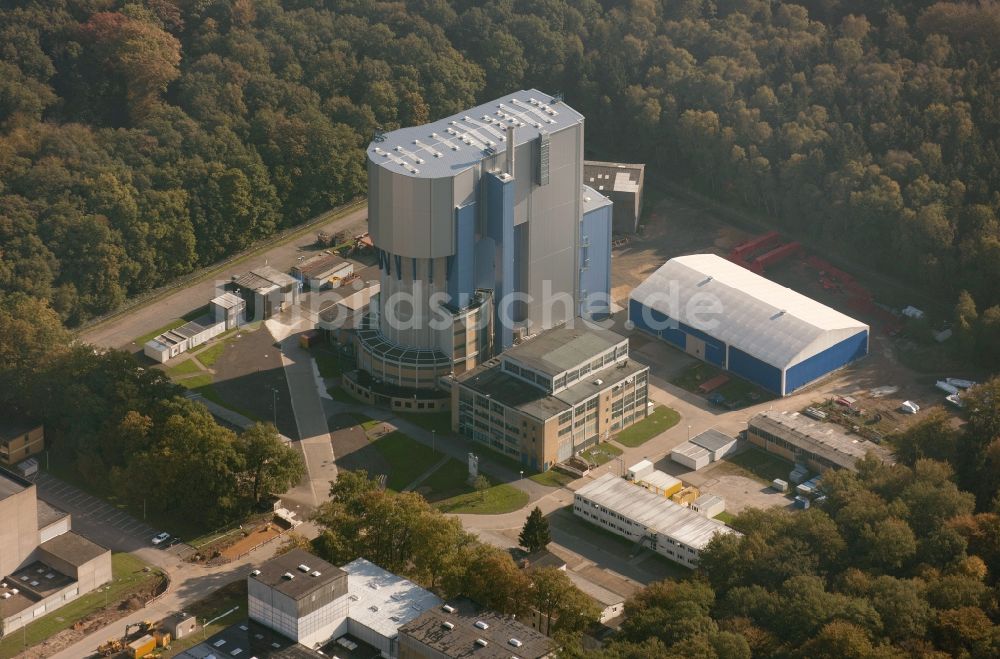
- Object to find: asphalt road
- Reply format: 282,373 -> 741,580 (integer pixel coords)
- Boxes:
80,206 -> 368,350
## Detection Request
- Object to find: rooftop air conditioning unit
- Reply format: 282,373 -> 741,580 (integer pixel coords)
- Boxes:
282,572 -> 295,580
442,621 -> 455,630
1,593 -> 10,599
442,604 -> 456,613
297,564 -> 310,572
509,639 -> 523,648
311,571 -> 322,577
475,639 -> 489,648
594,379 -> 603,386
474,621 -> 489,630
250,570 -> 261,576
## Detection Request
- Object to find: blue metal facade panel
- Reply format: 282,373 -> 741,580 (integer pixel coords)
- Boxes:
704,342 -> 726,367
485,173 -> 514,351
447,203 -> 476,307
728,347 -> 782,395
785,330 -> 868,394
579,204 -> 612,318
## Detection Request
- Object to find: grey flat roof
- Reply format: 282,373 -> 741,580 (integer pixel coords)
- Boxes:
294,253 -> 352,279
10,560 -> 74,598
504,323 -> 627,377
671,441 -> 711,462
37,499 -> 68,529
234,265 -> 298,292
690,429 -> 736,453
458,358 -> 646,422
38,531 -> 108,566
398,597 -> 554,659
523,549 -> 566,570
565,571 -> 624,607
369,89 -> 582,179
211,292 -> 244,309
584,161 -> 645,194
0,466 -> 31,501
176,620 -> 324,659
575,474 -> 738,550
749,411 -> 892,470
250,549 -> 347,602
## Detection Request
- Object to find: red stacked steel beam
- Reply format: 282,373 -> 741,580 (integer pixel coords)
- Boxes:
749,241 -> 802,273
728,231 -> 782,267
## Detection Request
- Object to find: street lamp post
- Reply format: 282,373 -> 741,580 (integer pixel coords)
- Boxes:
271,387 -> 279,427
687,424 -> 692,441
519,470 -> 524,481
431,429 -> 436,453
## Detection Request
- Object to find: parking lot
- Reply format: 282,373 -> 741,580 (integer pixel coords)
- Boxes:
34,472 -> 184,556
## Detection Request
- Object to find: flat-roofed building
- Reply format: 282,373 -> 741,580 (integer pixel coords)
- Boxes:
247,549 -> 349,648
670,441 -> 712,471
211,292 -> 246,330
0,418 -> 44,467
231,265 -> 301,320
0,467 -> 111,634
689,429 -> 738,462
583,161 -> 645,234
143,315 -> 226,363
340,558 -> 443,658
453,324 -> 649,470
747,410 -> 893,473
292,253 -> 354,291
573,473 -> 739,568
176,619 -> 325,659
398,598 -> 555,659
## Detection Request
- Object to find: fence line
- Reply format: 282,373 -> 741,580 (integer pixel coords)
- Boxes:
75,198 -> 365,336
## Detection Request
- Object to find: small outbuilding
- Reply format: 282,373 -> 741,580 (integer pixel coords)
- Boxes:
626,459 -> 655,482
691,494 -> 726,519
210,293 -> 245,330
291,253 -> 354,291
689,429 -> 738,462
670,442 -> 711,471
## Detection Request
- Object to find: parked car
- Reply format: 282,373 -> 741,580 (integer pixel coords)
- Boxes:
152,531 -> 170,545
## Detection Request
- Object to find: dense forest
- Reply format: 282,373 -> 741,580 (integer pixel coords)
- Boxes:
2,0 -> 1000,333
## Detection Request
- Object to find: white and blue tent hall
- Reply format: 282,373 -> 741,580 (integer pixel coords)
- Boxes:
628,254 -> 868,396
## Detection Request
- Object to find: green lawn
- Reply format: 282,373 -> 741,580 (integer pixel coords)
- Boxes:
193,339 -> 231,368
419,459 -> 529,514
176,373 -> 262,423
672,362 -> 719,392
671,362 -> 770,407
433,482 -> 529,514
163,580 -> 247,658
615,406 -> 681,447
133,318 -> 185,346
398,411 -> 452,434
371,431 -> 441,490
721,447 -> 791,484
529,469 -> 576,488
0,554 -> 161,659
714,511 -> 736,525
579,442 -> 623,466
167,358 -> 203,378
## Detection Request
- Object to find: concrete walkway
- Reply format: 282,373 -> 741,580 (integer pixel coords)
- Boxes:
268,319 -> 338,510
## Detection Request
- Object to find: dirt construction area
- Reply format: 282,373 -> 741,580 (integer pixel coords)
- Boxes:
219,524 -> 283,561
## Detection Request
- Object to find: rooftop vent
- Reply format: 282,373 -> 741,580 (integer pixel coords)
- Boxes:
474,620 -> 489,630
282,572 -> 295,580
442,621 -> 455,630
442,604 -> 456,613
1,593 -> 10,599
475,639 -> 489,648
297,564 -> 310,572
250,569 -> 261,576
10,589 -> 18,595
594,379 -> 603,386
509,639 -> 523,648
311,571 -> 322,577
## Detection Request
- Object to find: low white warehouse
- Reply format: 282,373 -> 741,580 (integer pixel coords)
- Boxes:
671,442 -> 712,471
574,473 -> 738,568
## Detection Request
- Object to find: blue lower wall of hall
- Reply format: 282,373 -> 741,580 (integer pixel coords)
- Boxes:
630,299 -> 865,396
785,330 -> 868,394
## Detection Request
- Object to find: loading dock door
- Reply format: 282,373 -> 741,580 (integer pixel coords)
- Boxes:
685,334 -> 706,359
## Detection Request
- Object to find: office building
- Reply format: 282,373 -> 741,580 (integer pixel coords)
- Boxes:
629,254 -> 869,396
354,90 -> 612,402
452,324 -> 648,470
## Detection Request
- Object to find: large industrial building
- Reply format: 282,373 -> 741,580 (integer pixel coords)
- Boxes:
452,324 -> 649,470
352,90 -> 612,402
398,597 -> 555,659
0,467 -> 111,634
747,411 -> 893,472
247,550 -> 441,656
629,254 -> 869,396
573,473 -> 738,568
